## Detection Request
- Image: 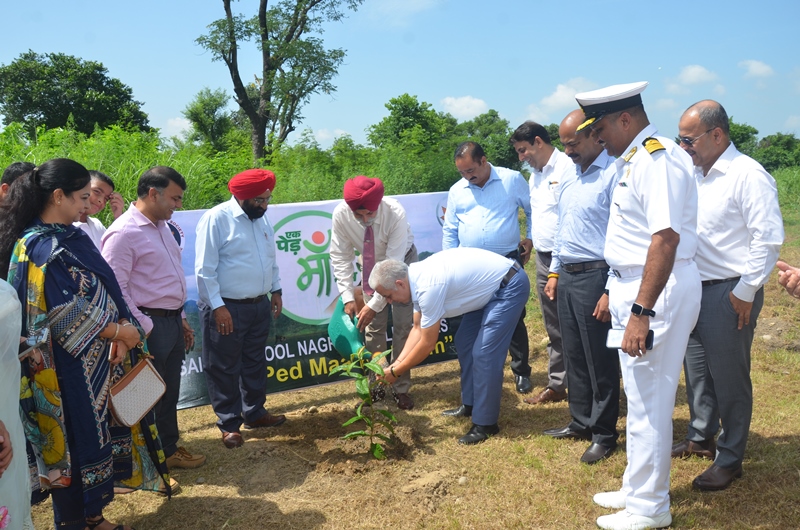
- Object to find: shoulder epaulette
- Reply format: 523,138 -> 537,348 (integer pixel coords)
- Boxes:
643,137 -> 665,154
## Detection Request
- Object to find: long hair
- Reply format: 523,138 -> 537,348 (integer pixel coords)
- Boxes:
0,158 -> 90,277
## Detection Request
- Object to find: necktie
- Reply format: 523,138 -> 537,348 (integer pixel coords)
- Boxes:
362,225 -> 375,295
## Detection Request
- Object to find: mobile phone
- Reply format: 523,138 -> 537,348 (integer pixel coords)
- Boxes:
606,328 -> 654,350
19,328 -> 49,360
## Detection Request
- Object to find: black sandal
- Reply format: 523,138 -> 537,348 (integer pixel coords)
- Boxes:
85,515 -> 135,530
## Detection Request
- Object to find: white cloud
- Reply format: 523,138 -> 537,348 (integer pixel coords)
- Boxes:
784,115 -> 800,131
367,0 -> 444,26
739,59 -> 774,79
441,96 -> 488,120
314,128 -> 348,143
524,78 -> 596,123
713,84 -> 726,96
677,65 -> 718,85
163,117 -> 191,137
653,98 -> 678,111
666,83 -> 689,95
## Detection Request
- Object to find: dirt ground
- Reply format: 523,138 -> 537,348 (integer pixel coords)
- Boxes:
30,279 -> 800,529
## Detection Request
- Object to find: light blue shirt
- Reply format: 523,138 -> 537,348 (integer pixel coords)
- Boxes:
442,165 -> 532,255
195,196 -> 281,309
551,151 -> 618,272
409,248 -> 513,329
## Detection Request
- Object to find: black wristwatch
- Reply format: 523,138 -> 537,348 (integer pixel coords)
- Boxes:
631,303 -> 656,317
271,289 -> 283,296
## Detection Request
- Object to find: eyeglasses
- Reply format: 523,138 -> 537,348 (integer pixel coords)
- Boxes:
252,196 -> 272,205
678,128 -> 714,147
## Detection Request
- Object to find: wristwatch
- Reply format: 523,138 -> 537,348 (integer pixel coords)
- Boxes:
631,303 -> 656,318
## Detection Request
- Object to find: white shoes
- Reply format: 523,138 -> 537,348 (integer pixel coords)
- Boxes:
596,509 -> 672,530
593,490 -> 627,509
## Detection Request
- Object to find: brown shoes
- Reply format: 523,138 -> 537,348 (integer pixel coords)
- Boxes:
524,387 -> 567,405
692,463 -> 743,491
222,431 -> 244,449
165,446 -> 206,469
394,392 -> 414,410
671,438 -> 716,459
243,412 -> 287,429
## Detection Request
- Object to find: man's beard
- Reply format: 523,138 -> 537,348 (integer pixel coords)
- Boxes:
242,201 -> 266,220
357,217 -> 375,227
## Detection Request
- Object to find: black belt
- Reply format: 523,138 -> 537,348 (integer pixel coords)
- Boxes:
701,276 -> 740,287
138,306 -> 183,318
222,295 -> 267,305
562,260 -> 609,273
500,262 -> 522,288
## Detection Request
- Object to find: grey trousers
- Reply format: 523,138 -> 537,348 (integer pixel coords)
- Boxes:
535,251 -> 566,391
682,281 -> 763,469
146,314 -> 186,458
364,244 -> 418,394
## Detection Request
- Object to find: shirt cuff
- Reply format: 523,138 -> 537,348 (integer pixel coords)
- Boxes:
732,281 -> 758,303
341,290 -> 355,305
141,316 -> 154,336
367,295 -> 387,313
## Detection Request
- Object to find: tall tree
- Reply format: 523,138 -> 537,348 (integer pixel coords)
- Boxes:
367,93 -> 457,153
0,51 -> 149,135
454,110 -> 519,170
182,88 -> 235,151
197,0 -> 363,165
728,118 -> 758,156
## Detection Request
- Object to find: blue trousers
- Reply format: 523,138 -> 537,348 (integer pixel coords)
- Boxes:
455,269 -> 530,426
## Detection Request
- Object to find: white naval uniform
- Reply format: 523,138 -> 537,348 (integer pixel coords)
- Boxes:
604,124 -> 701,517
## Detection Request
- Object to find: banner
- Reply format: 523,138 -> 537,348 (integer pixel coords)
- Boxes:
174,192 -> 460,409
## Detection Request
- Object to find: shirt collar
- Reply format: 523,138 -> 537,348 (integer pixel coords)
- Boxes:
703,142 -> 737,179
130,203 -> 161,228
533,148 -> 559,175
456,163 -> 500,189
581,150 -> 614,177
228,195 -> 249,219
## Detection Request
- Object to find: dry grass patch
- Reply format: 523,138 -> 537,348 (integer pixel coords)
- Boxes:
31,266 -> 800,529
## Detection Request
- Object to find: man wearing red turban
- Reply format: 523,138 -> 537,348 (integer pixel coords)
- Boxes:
331,176 -> 418,410
195,168 -> 286,449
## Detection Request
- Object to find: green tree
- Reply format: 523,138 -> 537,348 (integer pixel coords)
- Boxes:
454,110 -> 519,170
0,51 -> 149,136
182,88 -> 235,152
753,132 -> 800,172
728,117 -> 758,156
196,0 -> 363,165
367,93 -> 457,153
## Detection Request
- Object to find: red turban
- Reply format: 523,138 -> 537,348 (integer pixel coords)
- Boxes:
343,176 -> 384,212
228,169 -> 276,200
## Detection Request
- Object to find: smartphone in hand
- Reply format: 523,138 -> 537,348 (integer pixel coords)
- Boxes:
606,328 -> 654,350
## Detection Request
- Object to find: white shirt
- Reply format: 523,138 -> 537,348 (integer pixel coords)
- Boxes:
529,149 -> 572,252
409,248 -> 513,329
74,217 -> 106,249
330,197 -> 414,313
694,142 -> 784,301
604,124 -> 698,269
195,196 -> 282,310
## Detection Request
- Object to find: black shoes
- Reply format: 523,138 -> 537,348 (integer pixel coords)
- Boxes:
581,443 -> 616,464
515,375 -> 533,394
442,404 -> 472,417
458,423 -> 500,445
543,425 -> 592,441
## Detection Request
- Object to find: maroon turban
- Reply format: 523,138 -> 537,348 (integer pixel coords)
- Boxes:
228,169 -> 276,200
343,176 -> 384,212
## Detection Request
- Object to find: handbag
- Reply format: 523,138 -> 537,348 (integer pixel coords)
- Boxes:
109,350 -> 166,427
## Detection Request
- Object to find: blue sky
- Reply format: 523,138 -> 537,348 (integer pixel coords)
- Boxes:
2,0 -> 798,149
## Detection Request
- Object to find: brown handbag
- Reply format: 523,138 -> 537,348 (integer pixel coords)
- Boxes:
109,353 -> 166,427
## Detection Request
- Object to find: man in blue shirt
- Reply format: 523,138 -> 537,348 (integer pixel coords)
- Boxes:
442,141 -> 534,395
371,248 -> 530,445
195,169 -> 286,449
541,109 -> 621,465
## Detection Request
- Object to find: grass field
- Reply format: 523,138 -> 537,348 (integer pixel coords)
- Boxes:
30,168 -> 800,529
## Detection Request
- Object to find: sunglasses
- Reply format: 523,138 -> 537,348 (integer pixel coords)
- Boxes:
678,128 -> 714,147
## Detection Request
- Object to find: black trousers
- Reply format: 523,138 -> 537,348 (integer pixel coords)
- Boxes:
201,298 -> 272,433
146,314 -> 186,458
558,267 -> 619,448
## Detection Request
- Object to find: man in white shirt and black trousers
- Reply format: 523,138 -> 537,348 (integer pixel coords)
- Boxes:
672,100 -> 783,491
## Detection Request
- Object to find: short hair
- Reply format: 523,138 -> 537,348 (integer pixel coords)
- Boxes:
89,170 -> 115,191
691,101 -> 730,136
509,121 -> 551,146
368,259 -> 409,291
1,161 -> 35,186
453,141 -> 486,163
137,166 -> 186,198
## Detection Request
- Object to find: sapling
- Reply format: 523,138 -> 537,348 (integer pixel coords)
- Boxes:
329,347 -> 397,459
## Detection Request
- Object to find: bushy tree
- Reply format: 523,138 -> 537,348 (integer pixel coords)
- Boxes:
182,88 -> 236,152
367,93 -> 457,153
728,118 -> 758,156
0,51 -> 149,136
197,0 -> 363,165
